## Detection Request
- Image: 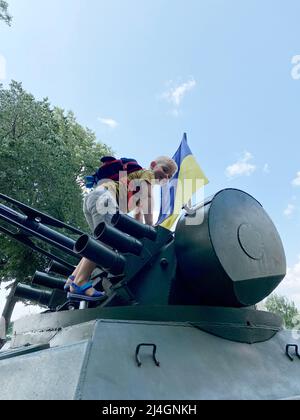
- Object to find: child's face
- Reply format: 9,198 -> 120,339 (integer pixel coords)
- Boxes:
152,162 -> 173,183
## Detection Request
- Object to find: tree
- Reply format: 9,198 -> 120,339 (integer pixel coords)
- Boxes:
265,294 -> 299,329
0,81 -> 113,334
0,1 -> 12,26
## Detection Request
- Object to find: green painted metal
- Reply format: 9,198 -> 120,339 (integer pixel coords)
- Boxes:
0,189 -> 292,400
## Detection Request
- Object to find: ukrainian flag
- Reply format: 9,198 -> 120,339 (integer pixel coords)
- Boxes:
157,133 -> 209,230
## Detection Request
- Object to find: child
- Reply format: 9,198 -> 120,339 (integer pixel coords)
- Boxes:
67,156 -> 178,302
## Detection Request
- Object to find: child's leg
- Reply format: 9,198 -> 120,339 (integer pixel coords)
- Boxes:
68,258 -> 85,279
65,194 -> 101,290
64,258 -> 82,290
83,194 -> 96,233
69,189 -> 117,298
70,258 -> 98,297
87,188 -> 118,234
68,259 -> 105,301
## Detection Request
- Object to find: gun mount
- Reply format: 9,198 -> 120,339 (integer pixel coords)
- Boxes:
0,189 -> 298,401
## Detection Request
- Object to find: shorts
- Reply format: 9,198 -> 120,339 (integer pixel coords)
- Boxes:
83,187 -> 118,235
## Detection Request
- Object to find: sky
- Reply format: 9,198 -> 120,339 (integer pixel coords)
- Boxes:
0,0 -> 300,319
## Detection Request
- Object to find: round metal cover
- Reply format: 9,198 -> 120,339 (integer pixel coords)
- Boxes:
175,189 -> 286,307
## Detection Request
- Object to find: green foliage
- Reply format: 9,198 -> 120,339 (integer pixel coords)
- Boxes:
0,0 -> 12,26
0,81 -> 112,284
265,294 -> 299,329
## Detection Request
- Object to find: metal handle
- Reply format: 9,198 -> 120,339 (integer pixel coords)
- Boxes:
135,343 -> 160,367
286,344 -> 300,361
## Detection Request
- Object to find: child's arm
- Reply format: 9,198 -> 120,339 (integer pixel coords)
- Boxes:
134,205 -> 144,223
134,182 -> 153,226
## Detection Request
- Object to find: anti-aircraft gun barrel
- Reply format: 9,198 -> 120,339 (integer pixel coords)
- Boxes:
32,271 -> 66,291
15,284 -> 52,306
0,203 -> 75,251
111,212 -> 157,241
0,195 -> 129,277
46,260 -> 74,278
0,194 -> 82,264
94,222 -> 143,255
15,284 -> 66,309
74,235 -> 126,275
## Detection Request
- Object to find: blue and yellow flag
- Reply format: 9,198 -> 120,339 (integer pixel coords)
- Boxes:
157,133 -> 209,230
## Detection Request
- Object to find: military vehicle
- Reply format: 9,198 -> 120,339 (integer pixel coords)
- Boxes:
0,189 -> 300,400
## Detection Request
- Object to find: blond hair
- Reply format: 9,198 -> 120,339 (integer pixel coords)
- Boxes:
154,156 -> 178,177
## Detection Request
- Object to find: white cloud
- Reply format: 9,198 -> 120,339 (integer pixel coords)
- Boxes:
292,172 -> 300,187
225,151 -> 256,178
275,256 -> 300,309
161,79 -> 196,115
98,117 -> 119,129
284,204 -> 296,217
0,54 -> 6,81
291,55 -> 300,80
263,164 -> 270,174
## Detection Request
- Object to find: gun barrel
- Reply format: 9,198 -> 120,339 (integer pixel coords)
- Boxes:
111,212 -> 157,241
0,203 -> 77,257
74,234 -> 126,275
95,222 -> 143,256
46,261 -> 74,277
32,271 -> 66,291
15,284 -> 52,306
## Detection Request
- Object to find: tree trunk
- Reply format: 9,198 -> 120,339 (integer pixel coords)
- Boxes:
0,280 -> 18,349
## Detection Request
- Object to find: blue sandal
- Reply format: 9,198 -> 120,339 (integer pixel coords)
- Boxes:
64,275 -> 75,292
67,282 -> 106,302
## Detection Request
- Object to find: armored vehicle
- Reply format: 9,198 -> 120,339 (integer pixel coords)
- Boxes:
0,189 -> 299,400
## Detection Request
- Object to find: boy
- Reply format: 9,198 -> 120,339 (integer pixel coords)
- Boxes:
67,156 -> 177,302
